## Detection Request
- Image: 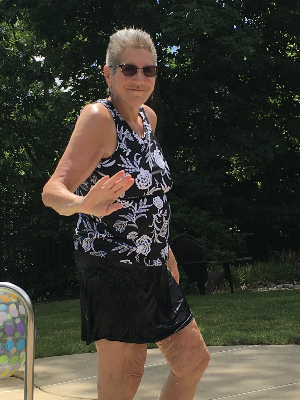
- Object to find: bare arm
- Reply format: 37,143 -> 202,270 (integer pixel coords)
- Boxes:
167,247 -> 180,284
42,103 -> 134,216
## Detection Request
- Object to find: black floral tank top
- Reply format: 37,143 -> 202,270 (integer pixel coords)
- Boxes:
74,99 -> 173,267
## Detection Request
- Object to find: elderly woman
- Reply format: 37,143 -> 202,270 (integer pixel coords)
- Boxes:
42,28 -> 210,400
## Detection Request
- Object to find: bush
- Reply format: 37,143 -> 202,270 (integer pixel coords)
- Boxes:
232,252 -> 300,289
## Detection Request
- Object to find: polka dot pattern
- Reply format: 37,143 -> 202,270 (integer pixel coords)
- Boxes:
0,289 -> 27,380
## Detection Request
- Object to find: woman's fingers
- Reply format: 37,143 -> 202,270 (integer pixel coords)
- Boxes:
106,202 -> 124,214
98,171 -> 134,195
81,170 -> 134,216
112,175 -> 135,194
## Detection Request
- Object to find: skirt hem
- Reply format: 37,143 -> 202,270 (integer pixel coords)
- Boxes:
82,313 -> 194,345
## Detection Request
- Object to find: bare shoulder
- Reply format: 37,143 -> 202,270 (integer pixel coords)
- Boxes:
77,101 -> 113,131
70,101 -> 116,154
143,104 -> 157,132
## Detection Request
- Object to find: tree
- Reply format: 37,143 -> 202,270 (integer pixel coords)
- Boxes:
1,0 -> 300,292
155,0 -> 300,257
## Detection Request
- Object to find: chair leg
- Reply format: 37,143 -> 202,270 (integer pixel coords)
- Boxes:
223,264 -> 234,294
228,275 -> 234,293
197,281 -> 206,295
205,278 -> 214,295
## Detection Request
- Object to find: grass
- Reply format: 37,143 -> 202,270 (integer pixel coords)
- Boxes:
34,290 -> 300,358
189,290 -> 300,346
34,300 -> 96,358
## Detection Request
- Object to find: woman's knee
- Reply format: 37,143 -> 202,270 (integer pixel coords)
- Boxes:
120,358 -> 145,383
193,345 -> 210,375
158,320 -> 210,378
173,342 -> 210,379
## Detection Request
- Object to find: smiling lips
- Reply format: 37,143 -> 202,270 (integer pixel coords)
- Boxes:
128,87 -> 145,92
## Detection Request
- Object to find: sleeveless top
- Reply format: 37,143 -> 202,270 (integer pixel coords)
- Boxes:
74,99 -> 173,267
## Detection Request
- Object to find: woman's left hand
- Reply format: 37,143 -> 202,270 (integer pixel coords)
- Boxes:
167,247 -> 180,284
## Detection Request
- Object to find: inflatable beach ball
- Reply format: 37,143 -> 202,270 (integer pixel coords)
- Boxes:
0,289 -> 26,379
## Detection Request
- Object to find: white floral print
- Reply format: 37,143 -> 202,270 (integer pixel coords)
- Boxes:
135,168 -> 152,190
153,149 -> 166,169
153,196 -> 163,209
160,246 -> 169,259
74,99 -> 173,266
135,235 -> 152,256
127,231 -> 138,240
113,220 -> 128,233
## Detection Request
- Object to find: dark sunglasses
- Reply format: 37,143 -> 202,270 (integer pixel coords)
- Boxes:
109,63 -> 158,77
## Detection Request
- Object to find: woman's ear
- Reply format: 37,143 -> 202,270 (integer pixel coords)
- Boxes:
103,65 -> 112,88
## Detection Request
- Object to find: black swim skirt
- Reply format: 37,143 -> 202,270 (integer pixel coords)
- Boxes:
75,250 -> 193,345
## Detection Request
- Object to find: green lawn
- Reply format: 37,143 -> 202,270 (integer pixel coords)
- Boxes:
34,290 -> 300,359
34,299 -> 96,358
189,290 -> 300,346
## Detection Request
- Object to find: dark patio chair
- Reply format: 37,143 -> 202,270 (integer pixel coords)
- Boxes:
172,234 -> 234,295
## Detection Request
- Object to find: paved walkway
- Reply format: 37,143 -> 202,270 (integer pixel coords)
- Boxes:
1,345 -> 300,400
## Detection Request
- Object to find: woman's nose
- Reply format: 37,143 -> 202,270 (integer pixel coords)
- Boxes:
133,69 -> 145,81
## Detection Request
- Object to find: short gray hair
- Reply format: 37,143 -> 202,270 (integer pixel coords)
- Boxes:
106,28 -> 157,72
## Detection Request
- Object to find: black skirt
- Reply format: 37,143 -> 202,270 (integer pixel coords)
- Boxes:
75,250 -> 193,345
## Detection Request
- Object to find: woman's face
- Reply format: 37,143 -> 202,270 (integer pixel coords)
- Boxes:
105,47 -> 156,107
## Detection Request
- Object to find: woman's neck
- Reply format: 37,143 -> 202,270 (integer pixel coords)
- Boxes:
109,96 -> 144,138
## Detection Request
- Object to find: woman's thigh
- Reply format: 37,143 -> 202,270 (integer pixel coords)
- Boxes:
157,319 -> 210,378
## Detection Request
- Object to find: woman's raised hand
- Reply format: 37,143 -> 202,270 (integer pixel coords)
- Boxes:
79,170 -> 134,217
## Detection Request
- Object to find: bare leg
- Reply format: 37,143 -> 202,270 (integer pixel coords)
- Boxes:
157,319 -> 210,400
95,339 -> 147,400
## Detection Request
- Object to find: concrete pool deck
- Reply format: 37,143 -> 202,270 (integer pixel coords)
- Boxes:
1,345 -> 300,400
